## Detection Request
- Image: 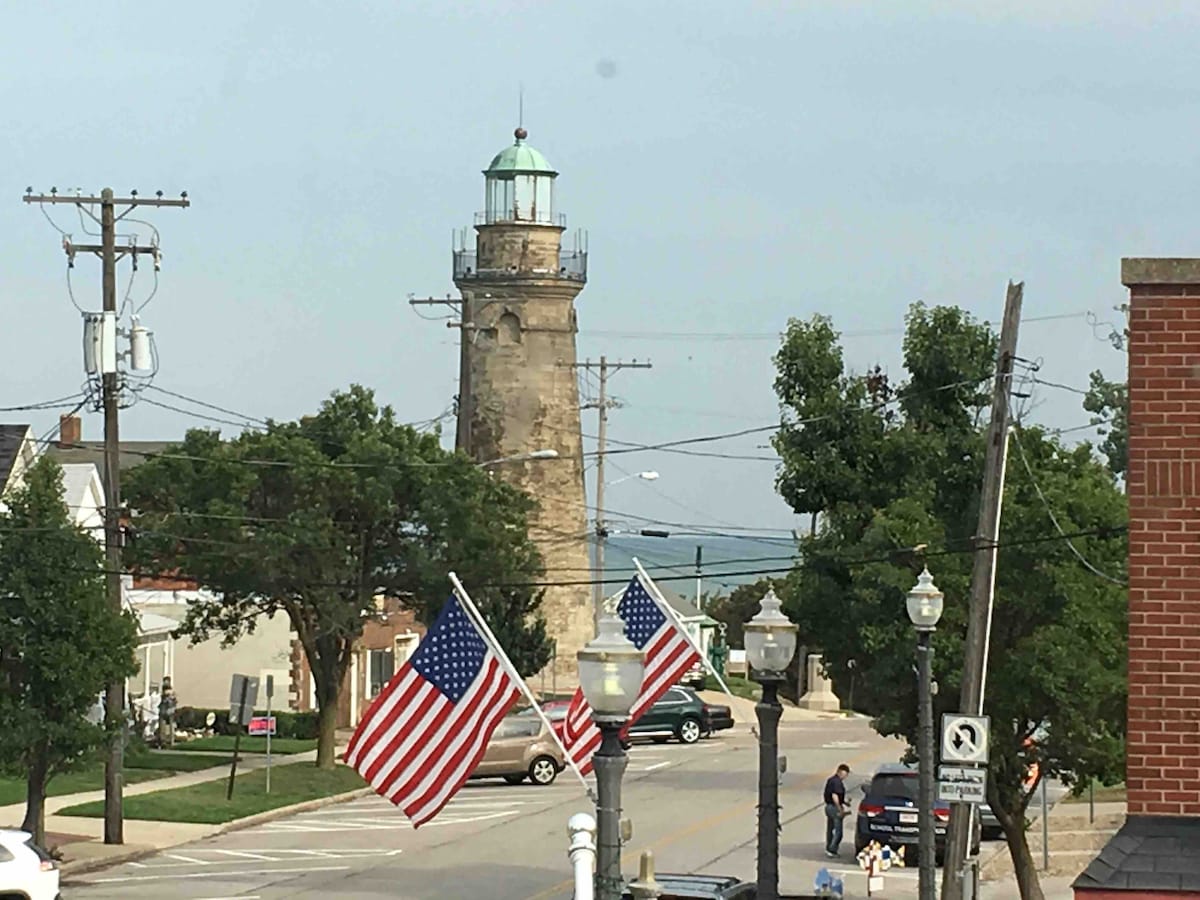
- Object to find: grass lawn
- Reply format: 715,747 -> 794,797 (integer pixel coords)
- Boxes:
704,673 -> 761,701
171,736 -> 316,755
0,749 -> 232,806
1063,782 -> 1127,804
58,762 -> 366,824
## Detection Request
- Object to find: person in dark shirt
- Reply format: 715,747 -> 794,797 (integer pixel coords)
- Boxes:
823,764 -> 851,857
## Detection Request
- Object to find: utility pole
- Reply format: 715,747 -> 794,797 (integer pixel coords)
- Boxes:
407,294 -> 470,449
941,281 -> 1023,900
695,545 -> 703,610
569,356 -> 652,630
23,187 -> 189,845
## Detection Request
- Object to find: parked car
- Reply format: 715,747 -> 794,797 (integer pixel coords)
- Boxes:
678,661 -> 707,690
621,873 -> 754,899
470,716 -> 564,785
627,686 -> 733,745
0,829 -> 59,900
854,763 -> 979,864
515,699 -> 572,739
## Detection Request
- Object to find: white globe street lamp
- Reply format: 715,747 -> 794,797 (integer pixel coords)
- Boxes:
578,614 -> 645,900
906,567 -> 944,632
743,588 -> 798,900
744,589 -> 799,676
908,566 -> 943,900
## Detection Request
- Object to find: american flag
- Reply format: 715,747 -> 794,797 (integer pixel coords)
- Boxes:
562,572 -> 702,775
343,593 -> 520,827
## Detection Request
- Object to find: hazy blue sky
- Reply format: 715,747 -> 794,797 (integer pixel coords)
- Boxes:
4,1 -> 1195,541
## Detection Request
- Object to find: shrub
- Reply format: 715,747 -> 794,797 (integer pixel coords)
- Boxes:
175,708 -> 319,740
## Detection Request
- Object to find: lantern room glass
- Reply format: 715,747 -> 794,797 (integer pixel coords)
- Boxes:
485,172 -> 555,224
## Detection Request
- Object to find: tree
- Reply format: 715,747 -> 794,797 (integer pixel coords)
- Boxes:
772,306 -> 1127,900
123,386 -> 552,768
0,458 -> 138,845
1083,372 -> 1128,479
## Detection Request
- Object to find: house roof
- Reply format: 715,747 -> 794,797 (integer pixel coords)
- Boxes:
604,580 -> 715,623
136,610 -> 180,638
47,440 -> 174,472
1074,815 -> 1200,893
0,425 -> 34,491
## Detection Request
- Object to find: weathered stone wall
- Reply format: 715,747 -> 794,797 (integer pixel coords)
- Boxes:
454,221 -> 593,687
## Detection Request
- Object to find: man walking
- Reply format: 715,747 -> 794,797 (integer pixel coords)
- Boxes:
823,763 -> 851,857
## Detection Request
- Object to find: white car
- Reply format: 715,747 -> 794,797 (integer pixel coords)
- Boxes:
0,829 -> 60,900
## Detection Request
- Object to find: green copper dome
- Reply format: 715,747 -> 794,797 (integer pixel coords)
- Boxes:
484,128 -> 558,176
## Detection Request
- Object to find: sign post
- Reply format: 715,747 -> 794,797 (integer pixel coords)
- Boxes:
265,675 -> 274,795
226,674 -> 259,800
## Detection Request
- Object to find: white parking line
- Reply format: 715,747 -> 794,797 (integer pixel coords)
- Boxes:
164,853 -> 209,865
89,865 -> 352,884
113,849 -> 403,871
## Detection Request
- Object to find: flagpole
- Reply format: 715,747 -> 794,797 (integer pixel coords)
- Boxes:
632,558 -> 737,700
448,572 -> 597,804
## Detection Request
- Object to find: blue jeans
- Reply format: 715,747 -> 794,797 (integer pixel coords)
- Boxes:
825,803 -> 844,854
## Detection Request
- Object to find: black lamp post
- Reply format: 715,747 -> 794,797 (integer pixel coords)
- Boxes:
744,588 -> 798,900
907,568 -> 944,900
578,613 -> 646,900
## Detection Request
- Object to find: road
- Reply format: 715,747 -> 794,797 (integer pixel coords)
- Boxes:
67,715 -> 914,899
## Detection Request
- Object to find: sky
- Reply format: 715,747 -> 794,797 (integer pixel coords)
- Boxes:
3,0 -> 1196,549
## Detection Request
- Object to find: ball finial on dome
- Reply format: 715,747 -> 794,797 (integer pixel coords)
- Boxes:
514,126 -> 528,141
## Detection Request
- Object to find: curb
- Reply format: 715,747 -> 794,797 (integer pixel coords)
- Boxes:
61,844 -> 165,878
60,784 -> 375,879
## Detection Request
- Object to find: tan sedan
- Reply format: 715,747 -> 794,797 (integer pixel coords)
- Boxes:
472,716 -> 565,786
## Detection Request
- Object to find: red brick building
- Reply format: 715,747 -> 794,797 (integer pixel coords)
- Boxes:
1074,259 -> 1200,898
290,596 -> 426,728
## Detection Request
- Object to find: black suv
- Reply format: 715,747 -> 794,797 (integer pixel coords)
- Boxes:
854,763 -> 979,864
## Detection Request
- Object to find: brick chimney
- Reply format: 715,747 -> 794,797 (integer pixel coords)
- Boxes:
1075,258 -> 1200,897
58,413 -> 81,448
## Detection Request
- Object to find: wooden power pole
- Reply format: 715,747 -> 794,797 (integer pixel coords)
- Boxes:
23,188 -> 189,845
568,356 -> 651,630
941,281 -> 1023,900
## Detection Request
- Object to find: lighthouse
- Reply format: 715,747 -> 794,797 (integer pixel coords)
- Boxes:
452,127 -> 594,680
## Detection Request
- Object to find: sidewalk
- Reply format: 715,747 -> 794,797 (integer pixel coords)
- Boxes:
697,689 -> 853,726
0,745 -> 347,876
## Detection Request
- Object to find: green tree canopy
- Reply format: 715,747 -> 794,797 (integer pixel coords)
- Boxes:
122,385 -> 552,767
772,306 -> 1127,899
0,457 -> 138,844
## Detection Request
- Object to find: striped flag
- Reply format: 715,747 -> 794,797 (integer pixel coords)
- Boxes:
562,572 -> 702,774
343,592 -> 520,827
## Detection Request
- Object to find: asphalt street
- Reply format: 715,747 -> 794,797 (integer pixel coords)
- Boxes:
67,716 -> 912,899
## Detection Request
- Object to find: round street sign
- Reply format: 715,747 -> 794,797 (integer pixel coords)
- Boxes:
941,714 -> 990,764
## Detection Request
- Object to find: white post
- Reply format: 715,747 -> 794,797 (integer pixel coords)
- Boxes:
568,812 -> 597,900
448,573 -> 598,803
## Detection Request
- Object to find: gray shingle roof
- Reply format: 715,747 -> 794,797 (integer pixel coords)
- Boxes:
0,425 -> 32,489
46,440 -> 174,472
1074,815 -> 1200,893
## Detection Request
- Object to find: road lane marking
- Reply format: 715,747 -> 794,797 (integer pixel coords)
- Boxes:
210,850 -> 275,861
87,865 -> 352,884
644,762 -> 671,772
165,853 -> 209,865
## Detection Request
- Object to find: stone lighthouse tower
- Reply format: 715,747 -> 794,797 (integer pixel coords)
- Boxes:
452,127 -> 593,681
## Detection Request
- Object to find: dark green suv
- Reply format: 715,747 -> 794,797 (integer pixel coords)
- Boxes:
627,686 -> 733,744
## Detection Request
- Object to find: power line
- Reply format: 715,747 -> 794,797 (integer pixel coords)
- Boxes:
0,392 -> 88,412
1010,425 -> 1127,586
146,385 -> 270,427
29,523 -> 1122,590
137,396 -> 263,431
